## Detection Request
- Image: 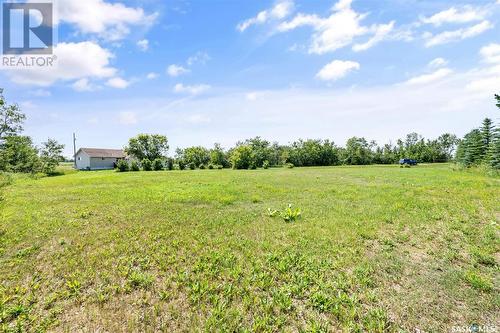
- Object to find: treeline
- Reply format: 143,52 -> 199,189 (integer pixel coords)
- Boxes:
122,132 -> 460,171
171,133 -> 459,170
0,89 -> 64,174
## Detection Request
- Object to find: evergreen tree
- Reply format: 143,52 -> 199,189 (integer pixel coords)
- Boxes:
456,129 -> 483,166
495,94 -> 500,109
490,127 -> 500,169
480,118 -> 494,161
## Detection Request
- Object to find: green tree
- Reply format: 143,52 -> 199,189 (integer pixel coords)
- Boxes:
489,127 -> 500,169
125,134 -> 169,161
436,133 -> 458,161
495,94 -> 500,109
480,118 -> 494,162
0,136 -> 40,173
40,138 -> 65,174
0,88 -> 26,141
180,146 -> 210,167
230,145 -> 254,169
244,137 -> 271,168
209,143 -> 228,167
456,129 -> 483,166
287,139 -> 339,167
343,137 -> 373,165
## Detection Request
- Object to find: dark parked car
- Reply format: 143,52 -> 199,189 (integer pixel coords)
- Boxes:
399,158 -> 417,166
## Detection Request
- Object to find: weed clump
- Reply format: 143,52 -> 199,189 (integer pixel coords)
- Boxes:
267,204 -> 302,222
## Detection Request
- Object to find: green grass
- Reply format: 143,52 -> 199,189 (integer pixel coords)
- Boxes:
0,164 -> 498,332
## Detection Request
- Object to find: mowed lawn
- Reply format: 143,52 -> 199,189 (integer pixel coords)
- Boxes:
0,165 -> 498,332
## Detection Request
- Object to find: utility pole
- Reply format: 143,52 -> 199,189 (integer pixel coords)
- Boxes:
73,133 -> 77,169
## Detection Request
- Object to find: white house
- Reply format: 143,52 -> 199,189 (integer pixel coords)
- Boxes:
75,148 -> 126,170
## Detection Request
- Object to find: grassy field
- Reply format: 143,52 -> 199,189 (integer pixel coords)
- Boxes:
0,164 -> 498,332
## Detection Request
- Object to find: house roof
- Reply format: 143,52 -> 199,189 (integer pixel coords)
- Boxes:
78,148 -> 126,158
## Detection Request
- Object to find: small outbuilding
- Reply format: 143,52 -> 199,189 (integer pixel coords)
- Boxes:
75,148 -> 126,170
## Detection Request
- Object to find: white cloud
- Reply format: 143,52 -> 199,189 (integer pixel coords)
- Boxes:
51,0 -> 158,41
106,77 -> 130,89
424,20 -> 493,47
353,21 -> 395,52
466,75 -> 500,92
5,42 -> 116,86
421,6 -> 487,26
167,64 -> 190,77
480,43 -> 500,63
405,68 -> 453,85
237,0 -> 294,32
316,60 -> 360,81
277,0 -> 393,54
146,72 -> 159,80
246,92 -> 259,101
467,44 -> 500,92
173,83 -> 211,95
187,114 -> 211,124
428,57 -> 448,68
72,78 -> 95,92
137,39 -> 149,51
187,52 -> 211,66
118,111 -> 138,125
30,89 -> 51,97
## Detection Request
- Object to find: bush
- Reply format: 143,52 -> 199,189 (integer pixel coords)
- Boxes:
208,164 -> 214,169
142,158 -> 152,171
166,158 -> 174,171
199,164 -> 206,170
178,161 -> 185,170
217,165 -> 223,170
248,162 -> 257,170
285,163 -> 294,169
187,162 -> 196,170
153,158 -> 164,171
263,160 -> 270,169
116,160 -> 129,172
130,160 -> 140,171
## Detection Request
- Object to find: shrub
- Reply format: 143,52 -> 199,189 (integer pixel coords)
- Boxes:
217,165 -> 223,170
199,164 -> 206,170
208,164 -> 214,170
178,161 -> 185,170
248,162 -> 257,170
130,160 -> 140,171
285,163 -> 294,169
166,158 -> 174,171
263,160 -> 270,169
116,159 -> 129,172
142,158 -> 152,171
188,162 -> 196,170
153,158 -> 164,171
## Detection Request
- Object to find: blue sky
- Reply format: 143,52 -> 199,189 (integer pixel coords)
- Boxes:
1,0 -> 500,156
